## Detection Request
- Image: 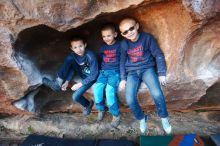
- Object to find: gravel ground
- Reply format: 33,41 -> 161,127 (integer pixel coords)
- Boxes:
0,111 -> 219,145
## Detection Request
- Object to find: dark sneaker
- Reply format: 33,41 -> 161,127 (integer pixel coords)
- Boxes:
97,111 -> 105,121
111,114 -> 121,128
83,100 -> 94,116
42,77 -> 61,92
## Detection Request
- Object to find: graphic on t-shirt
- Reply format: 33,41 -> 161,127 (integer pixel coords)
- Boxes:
128,45 -> 144,62
79,62 -> 90,74
103,49 -> 116,63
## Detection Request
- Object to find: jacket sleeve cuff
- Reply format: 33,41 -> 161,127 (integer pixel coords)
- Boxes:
120,75 -> 126,80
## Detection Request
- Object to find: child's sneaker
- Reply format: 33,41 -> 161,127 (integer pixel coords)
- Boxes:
97,111 -> 105,121
83,100 -> 94,116
161,117 -> 172,134
111,114 -> 121,128
139,116 -> 148,133
42,77 -> 61,92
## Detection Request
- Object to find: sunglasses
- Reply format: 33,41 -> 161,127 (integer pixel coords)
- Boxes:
121,25 -> 136,35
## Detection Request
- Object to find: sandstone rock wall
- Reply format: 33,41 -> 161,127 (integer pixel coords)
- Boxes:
0,0 -> 219,114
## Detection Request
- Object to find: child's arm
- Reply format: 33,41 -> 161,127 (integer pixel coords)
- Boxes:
57,54 -> 75,82
81,52 -> 99,85
148,34 -> 167,85
65,66 -> 75,82
65,58 -> 77,82
119,41 -> 128,90
120,41 -> 128,80
62,58 -> 76,91
148,34 -> 167,76
57,54 -> 75,91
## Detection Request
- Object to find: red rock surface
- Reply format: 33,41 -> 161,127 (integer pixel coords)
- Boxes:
0,0 -> 219,114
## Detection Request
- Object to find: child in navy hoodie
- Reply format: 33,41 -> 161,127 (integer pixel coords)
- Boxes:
43,36 -> 98,116
93,23 -> 121,128
119,18 -> 172,134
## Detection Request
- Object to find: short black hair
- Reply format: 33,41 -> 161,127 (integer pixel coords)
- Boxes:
70,36 -> 86,44
101,23 -> 117,32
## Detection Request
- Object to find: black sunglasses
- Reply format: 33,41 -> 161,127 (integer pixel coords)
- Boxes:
121,25 -> 136,35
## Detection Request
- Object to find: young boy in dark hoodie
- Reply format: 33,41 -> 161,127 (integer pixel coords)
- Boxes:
119,18 -> 172,134
43,36 -> 98,116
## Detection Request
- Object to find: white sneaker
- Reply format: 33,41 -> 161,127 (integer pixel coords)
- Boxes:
139,117 -> 148,133
161,117 -> 172,134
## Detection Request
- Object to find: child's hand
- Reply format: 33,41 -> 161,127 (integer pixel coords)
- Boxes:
61,81 -> 69,91
119,80 -> 126,91
159,76 -> 167,86
71,82 -> 83,91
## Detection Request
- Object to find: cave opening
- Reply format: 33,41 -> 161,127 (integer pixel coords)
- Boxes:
12,1 -> 220,113
12,10 -> 130,113
12,0 -> 174,113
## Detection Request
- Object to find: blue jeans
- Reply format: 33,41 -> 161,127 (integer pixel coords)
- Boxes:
72,81 -> 94,108
93,70 -> 120,116
126,67 -> 168,120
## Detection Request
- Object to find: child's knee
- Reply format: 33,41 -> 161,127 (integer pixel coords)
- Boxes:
125,95 -> 135,105
151,89 -> 163,99
93,83 -> 105,96
94,82 -> 105,91
105,84 -> 116,95
72,93 -> 80,102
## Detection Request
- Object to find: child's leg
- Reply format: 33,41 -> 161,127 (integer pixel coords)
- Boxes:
141,67 -> 168,118
72,82 -> 94,108
43,55 -> 76,91
126,71 -> 144,120
105,71 -> 120,117
106,70 -> 121,127
93,71 -> 107,112
42,77 -> 63,92
126,71 -> 148,133
142,67 -> 171,134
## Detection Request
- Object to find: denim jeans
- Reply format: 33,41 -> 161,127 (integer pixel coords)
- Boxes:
126,67 -> 168,120
93,70 -> 120,116
72,81 -> 94,108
